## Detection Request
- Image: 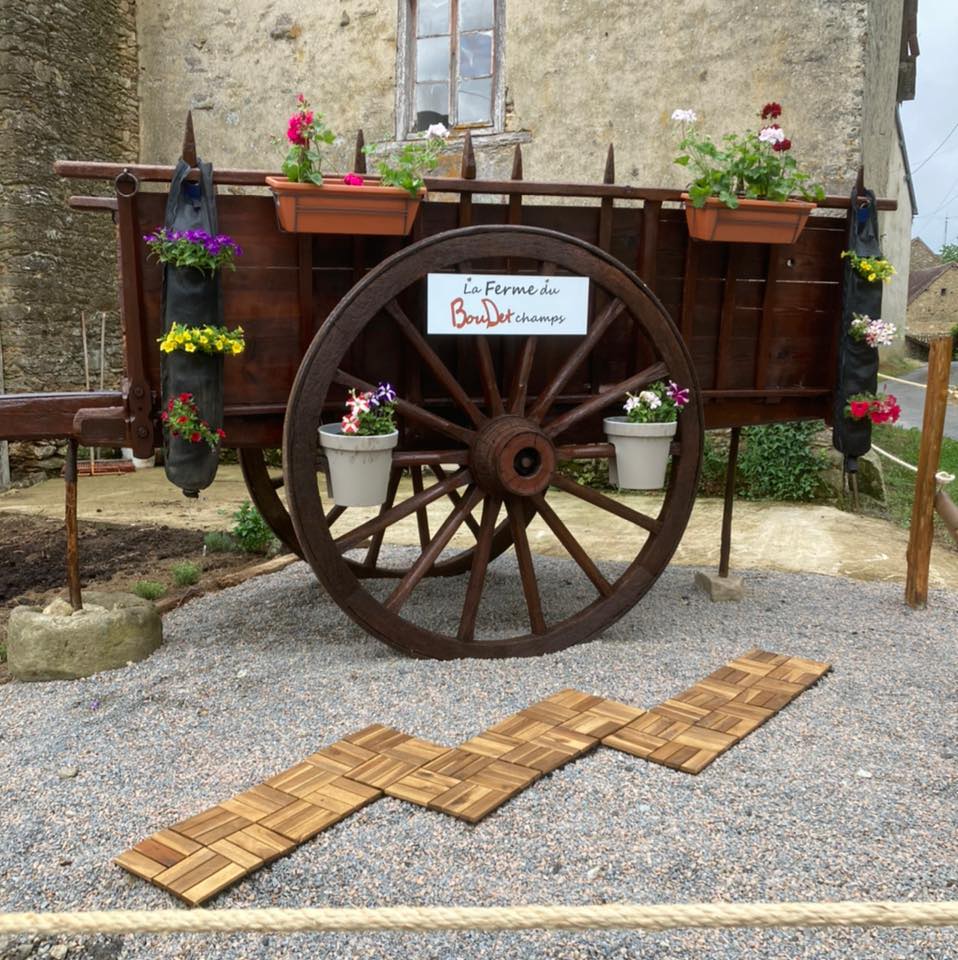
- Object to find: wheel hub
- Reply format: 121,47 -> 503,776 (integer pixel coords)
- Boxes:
471,416 -> 556,496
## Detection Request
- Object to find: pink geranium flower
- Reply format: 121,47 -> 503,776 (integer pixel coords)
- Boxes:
343,173 -> 365,186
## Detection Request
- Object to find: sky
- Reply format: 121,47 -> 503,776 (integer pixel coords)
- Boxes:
900,0 -> 958,252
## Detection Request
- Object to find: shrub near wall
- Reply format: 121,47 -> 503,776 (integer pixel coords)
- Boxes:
736,421 -> 828,501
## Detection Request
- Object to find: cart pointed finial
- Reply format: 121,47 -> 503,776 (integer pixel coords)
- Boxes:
354,129 -> 367,174
182,111 -> 197,167
461,130 -> 477,180
604,143 -> 615,184
511,143 -> 523,181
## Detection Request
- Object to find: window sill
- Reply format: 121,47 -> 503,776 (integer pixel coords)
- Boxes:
384,130 -> 533,150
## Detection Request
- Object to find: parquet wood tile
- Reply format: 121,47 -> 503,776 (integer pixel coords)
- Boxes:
117,650 -> 830,905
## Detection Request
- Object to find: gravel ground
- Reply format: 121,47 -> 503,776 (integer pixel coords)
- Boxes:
1,554 -> 956,960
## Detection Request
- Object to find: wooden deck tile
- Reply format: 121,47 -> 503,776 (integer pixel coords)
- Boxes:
603,649 -> 830,774
117,649 -> 830,905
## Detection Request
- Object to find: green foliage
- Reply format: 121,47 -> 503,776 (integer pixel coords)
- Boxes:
365,130 -> 446,197
171,561 -> 201,587
697,433 -> 729,497
203,531 -> 239,553
940,243 -> 958,263
951,323 -> 958,359
232,502 -> 276,554
557,459 -> 612,490
736,421 -> 827,501
132,580 -> 166,601
674,105 -> 824,209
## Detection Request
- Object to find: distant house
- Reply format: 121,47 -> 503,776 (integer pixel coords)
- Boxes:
905,261 -> 958,358
910,237 -> 941,271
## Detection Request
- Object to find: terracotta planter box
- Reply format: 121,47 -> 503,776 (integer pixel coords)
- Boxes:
682,194 -> 816,245
266,176 -> 424,236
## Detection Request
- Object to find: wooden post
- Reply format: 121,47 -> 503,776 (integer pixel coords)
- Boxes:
905,335 -> 953,608
65,437 -> 83,610
719,427 -> 741,578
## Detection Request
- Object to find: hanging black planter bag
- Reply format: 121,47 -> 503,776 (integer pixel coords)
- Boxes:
160,158 -> 226,497
832,188 -> 883,466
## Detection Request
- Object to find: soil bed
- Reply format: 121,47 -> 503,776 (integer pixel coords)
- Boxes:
0,513 -> 261,681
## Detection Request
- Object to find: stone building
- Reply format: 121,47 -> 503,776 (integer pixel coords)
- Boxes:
0,0 -> 920,482
905,261 -> 958,357
910,236 -> 942,271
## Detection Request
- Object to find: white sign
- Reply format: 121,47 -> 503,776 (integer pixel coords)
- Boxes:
426,273 -> 590,336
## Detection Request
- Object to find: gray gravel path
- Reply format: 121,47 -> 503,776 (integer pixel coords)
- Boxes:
1,554 -> 956,960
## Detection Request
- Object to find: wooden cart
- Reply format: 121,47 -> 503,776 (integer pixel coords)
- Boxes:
0,125 -> 895,658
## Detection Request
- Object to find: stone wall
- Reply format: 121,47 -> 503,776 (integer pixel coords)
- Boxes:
0,0 -> 139,479
906,265 -> 958,339
139,0 -> 882,191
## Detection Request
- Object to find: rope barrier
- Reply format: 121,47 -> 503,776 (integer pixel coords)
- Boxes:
0,902 -> 956,936
872,444 -> 955,488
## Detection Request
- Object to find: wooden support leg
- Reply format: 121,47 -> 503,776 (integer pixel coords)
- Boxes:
906,336 -> 953,608
65,438 -> 82,610
718,427 -> 741,578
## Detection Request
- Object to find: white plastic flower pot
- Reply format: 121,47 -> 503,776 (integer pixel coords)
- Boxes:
603,417 -> 678,490
319,424 -> 398,507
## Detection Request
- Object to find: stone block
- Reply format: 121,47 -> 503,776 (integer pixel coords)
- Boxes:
6,591 -> 162,682
694,571 -> 745,602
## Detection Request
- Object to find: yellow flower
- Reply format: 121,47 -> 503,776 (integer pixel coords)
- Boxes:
185,342 -> 196,353
174,332 -> 186,344
231,341 -> 243,354
215,339 -> 225,351
199,335 -> 209,345
868,274 -> 876,281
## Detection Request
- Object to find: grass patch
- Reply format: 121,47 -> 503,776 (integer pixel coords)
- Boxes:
203,530 -> 239,553
863,423 -> 958,550
132,580 -> 166,601
878,354 -> 925,379
171,561 -> 202,587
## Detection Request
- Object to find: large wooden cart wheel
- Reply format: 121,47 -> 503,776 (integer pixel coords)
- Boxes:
284,226 -> 703,658
238,450 -> 522,573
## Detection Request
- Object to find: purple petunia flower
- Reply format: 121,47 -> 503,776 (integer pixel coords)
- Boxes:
376,382 -> 397,404
666,380 -> 690,407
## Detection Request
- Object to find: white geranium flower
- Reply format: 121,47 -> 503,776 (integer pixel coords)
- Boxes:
639,390 -> 661,409
671,108 -> 697,123
426,123 -> 449,139
758,125 -> 786,144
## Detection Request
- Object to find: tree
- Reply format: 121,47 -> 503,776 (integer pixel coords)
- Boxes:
941,243 -> 958,263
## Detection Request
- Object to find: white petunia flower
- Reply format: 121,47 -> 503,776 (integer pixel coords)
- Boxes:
759,126 -> 786,144
639,390 -> 661,409
671,108 -> 697,123
426,123 -> 449,139
624,396 -> 639,413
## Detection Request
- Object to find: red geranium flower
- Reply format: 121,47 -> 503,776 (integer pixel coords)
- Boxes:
177,415 -> 188,424
772,138 -> 792,152
178,392 -> 191,402
216,428 -> 226,438
849,400 -> 870,419
761,102 -> 782,120
160,411 -> 169,421
190,432 -> 201,443
167,398 -> 175,410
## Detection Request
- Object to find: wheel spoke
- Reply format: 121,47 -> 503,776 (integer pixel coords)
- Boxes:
457,495 -> 501,642
326,504 -> 347,527
411,466 -> 431,548
335,468 -> 472,551
362,469 -> 401,568
555,443 -> 615,460
551,473 -> 661,534
385,486 -> 484,613
531,494 -> 612,597
508,336 -> 537,415
527,297 -> 625,422
507,497 -> 546,634
475,337 -> 505,416
542,360 -> 668,439
431,464 -> 483,539
270,475 -> 284,489
386,299 -> 487,428
335,369 -> 475,446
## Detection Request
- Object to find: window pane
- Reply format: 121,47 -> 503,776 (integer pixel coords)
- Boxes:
458,31 -> 492,79
418,0 -> 449,36
459,0 -> 494,30
457,76 -> 493,123
417,35 -> 450,82
415,82 -> 450,131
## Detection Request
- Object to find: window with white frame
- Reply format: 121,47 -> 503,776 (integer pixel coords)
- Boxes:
400,0 -> 504,136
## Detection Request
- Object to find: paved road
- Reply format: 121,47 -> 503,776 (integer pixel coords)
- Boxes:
883,360 -> 958,440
